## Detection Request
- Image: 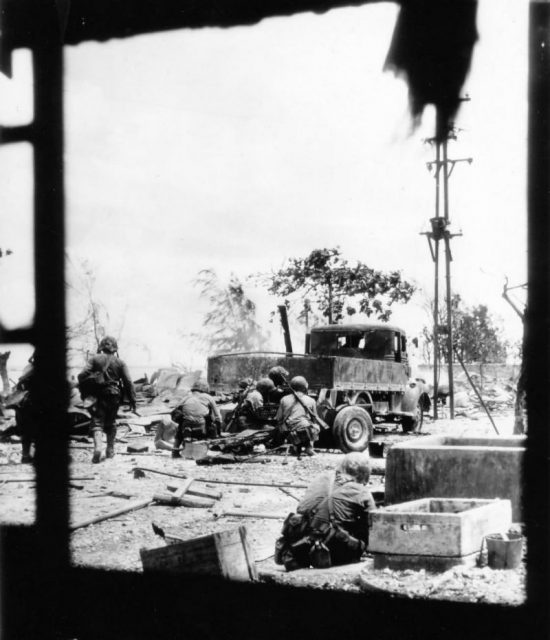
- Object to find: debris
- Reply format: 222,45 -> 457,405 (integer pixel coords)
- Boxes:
152,492 -> 214,509
126,445 -> 149,453
141,525 -> 257,581
70,498 -> 154,530
215,510 -> 285,520
131,466 -> 308,489
166,482 -> 222,501
279,487 -> 300,501
0,475 -> 95,483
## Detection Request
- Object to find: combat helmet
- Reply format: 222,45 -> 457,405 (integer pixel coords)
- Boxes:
98,336 -> 118,354
289,376 -> 308,393
191,380 -> 209,393
238,377 -> 254,390
255,377 -> 275,393
268,366 -> 289,386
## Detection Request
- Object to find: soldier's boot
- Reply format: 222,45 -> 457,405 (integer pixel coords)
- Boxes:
105,429 -> 116,459
92,430 -> 103,464
21,438 -> 33,464
172,432 -> 183,458
304,441 -> 315,457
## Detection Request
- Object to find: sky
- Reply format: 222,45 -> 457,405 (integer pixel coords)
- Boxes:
0,0 -> 529,373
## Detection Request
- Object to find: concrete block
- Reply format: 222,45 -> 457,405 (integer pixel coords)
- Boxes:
368,498 -> 512,558
385,435 -> 525,521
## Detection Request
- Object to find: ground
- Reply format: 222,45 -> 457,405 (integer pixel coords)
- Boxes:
0,406 -> 525,606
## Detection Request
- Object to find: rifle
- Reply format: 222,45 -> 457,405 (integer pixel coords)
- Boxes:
280,375 -> 329,431
224,382 -> 254,433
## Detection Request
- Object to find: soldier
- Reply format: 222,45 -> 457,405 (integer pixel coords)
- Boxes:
78,336 -> 136,463
267,366 -> 290,403
170,381 -> 222,457
275,452 -> 376,571
8,353 -> 39,464
275,375 -> 320,457
237,377 -> 275,430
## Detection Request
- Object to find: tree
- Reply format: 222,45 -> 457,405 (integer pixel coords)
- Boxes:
193,269 -> 269,353
452,297 -> 508,363
65,257 -> 119,361
422,294 -> 508,364
257,247 -> 415,325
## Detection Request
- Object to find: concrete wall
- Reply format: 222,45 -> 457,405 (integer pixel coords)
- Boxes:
385,435 -> 525,522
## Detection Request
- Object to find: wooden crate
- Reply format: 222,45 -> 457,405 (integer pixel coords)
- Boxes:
140,525 -> 258,581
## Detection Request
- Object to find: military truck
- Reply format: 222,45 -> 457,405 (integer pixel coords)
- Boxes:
207,322 -> 430,453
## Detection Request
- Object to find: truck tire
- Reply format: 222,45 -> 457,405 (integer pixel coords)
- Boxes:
401,403 -> 423,433
333,406 -> 373,453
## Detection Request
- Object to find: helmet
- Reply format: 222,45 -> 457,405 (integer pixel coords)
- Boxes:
98,336 -> 118,354
238,377 -> 253,390
191,380 -> 209,393
268,366 -> 289,386
337,452 -> 371,484
255,377 -> 275,393
289,376 -> 308,393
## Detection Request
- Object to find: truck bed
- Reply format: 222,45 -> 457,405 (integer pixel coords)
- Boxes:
207,352 -> 409,394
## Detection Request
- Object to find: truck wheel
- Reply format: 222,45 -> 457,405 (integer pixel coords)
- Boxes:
333,406 -> 373,453
402,404 -> 423,433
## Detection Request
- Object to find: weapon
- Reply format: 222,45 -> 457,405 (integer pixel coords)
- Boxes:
280,375 -> 329,431
224,382 -> 254,433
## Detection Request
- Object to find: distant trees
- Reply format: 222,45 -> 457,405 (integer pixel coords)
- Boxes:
422,294 -> 508,364
256,247 -> 416,326
193,269 -> 269,353
66,258 -> 122,360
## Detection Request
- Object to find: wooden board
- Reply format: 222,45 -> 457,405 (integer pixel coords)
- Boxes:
140,525 -> 257,581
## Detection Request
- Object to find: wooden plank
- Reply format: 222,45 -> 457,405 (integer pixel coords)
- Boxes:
167,482 -> 222,501
173,478 -> 195,498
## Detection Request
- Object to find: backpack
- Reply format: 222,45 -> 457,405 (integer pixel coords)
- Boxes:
78,356 -> 120,398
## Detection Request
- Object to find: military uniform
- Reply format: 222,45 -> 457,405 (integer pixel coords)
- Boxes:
78,337 -> 135,463
171,384 -> 222,456
275,391 -> 320,455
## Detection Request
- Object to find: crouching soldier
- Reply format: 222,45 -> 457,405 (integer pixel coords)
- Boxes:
237,377 -> 275,430
78,336 -> 136,463
171,381 -> 222,457
275,452 -> 376,571
275,376 -> 320,457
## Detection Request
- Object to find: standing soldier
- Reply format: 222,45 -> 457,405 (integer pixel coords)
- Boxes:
275,375 -> 320,457
78,336 -> 136,463
7,353 -> 40,464
170,381 -> 222,457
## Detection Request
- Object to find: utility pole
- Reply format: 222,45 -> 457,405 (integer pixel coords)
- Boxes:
422,108 -> 471,420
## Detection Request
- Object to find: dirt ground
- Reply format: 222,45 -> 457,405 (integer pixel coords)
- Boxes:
0,406 -> 525,606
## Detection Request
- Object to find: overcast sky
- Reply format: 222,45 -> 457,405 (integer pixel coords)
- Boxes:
0,0 -> 528,372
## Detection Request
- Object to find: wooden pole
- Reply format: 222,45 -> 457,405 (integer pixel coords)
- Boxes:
70,498 -> 154,531
133,466 -> 309,489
